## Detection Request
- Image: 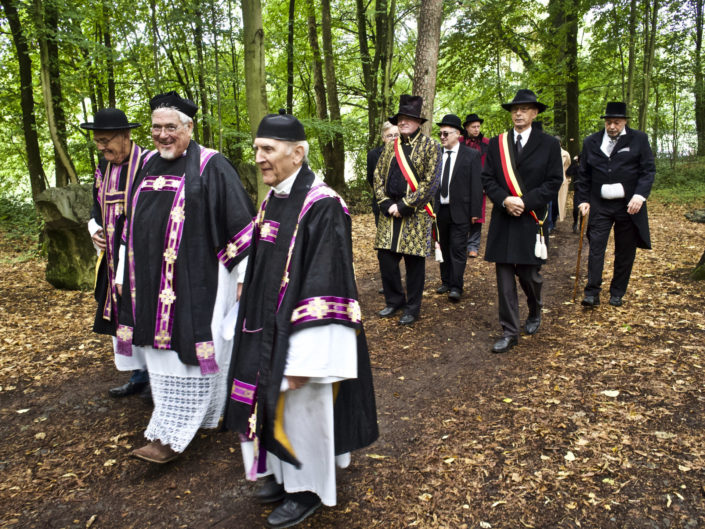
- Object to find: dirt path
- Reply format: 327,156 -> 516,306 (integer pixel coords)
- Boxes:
1,201 -> 704,528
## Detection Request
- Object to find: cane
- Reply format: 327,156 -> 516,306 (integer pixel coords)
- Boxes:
572,211 -> 589,302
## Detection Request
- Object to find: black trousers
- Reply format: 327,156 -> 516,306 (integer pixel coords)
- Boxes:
437,204 -> 470,291
377,249 -> 426,317
495,263 -> 543,338
584,200 -> 639,298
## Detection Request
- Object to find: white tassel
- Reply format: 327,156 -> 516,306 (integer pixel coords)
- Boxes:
534,234 -> 542,258
435,241 -> 444,263
540,234 -> 548,260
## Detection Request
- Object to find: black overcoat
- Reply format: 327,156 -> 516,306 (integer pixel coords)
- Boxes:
574,126 -> 655,249
482,129 -> 564,265
434,143 -> 483,225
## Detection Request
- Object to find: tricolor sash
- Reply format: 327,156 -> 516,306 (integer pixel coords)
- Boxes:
393,137 -> 436,220
498,132 -> 548,259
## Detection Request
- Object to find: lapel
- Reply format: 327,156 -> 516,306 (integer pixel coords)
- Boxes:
517,128 -> 541,164
451,144 -> 465,181
612,127 -> 633,154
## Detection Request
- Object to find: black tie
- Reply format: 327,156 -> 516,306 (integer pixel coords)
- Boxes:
516,134 -> 523,156
441,150 -> 452,198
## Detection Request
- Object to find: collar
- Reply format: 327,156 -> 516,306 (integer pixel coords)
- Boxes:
444,141 -> 460,154
604,127 -> 627,142
513,126 -> 532,140
272,165 -> 304,195
401,128 -> 422,145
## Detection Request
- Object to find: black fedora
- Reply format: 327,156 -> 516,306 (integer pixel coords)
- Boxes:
501,89 -> 548,113
389,94 -> 427,125
601,102 -> 629,119
436,114 -> 463,133
462,113 -> 484,127
80,108 -> 141,130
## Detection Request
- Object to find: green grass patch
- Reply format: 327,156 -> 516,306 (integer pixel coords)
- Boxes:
651,157 -> 705,205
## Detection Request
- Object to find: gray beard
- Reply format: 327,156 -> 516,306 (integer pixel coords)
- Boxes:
158,148 -> 177,161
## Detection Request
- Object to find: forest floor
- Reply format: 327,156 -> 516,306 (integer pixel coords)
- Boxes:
1,199 -> 705,529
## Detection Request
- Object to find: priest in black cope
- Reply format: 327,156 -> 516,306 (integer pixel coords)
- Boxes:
434,114 -> 483,301
224,110 -> 378,529
481,89 -> 563,353
575,102 -> 655,308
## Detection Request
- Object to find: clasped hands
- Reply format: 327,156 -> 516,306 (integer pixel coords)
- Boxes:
503,196 -> 524,217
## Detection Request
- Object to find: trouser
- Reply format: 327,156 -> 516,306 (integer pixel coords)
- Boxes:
495,263 -> 543,338
437,205 -> 470,291
467,222 -> 482,253
584,200 -> 639,298
377,249 -> 426,317
129,369 -> 149,384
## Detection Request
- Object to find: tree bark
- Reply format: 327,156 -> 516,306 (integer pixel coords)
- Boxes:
695,0 -> 705,155
286,0 -> 296,114
194,0 -> 212,147
241,0 -> 270,203
638,0 -> 659,131
320,0 -> 345,191
412,0 -> 443,136
211,0 -> 223,152
626,0 -> 638,112
227,0 -> 242,163
102,1 -> 116,107
565,0 -> 580,157
1,0 -> 47,199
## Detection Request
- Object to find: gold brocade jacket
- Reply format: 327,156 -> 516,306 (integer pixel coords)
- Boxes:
373,131 -> 442,257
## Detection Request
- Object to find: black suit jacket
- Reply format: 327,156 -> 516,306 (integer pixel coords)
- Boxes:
575,126 -> 655,249
482,128 -> 564,265
434,143 -> 483,225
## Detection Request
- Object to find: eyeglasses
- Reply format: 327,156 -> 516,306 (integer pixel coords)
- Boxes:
439,131 -> 457,138
151,124 -> 181,134
93,132 -> 120,146
384,133 -> 399,139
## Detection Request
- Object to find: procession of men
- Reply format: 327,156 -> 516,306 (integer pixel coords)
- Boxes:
84,89 -> 654,527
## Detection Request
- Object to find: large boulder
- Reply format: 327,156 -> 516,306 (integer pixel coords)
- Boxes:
35,183 -> 96,290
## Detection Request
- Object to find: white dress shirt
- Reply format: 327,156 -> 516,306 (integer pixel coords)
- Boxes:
439,141 -> 460,205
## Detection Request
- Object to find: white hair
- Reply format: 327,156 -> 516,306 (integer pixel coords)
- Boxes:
286,140 -> 309,163
152,105 -> 193,126
380,120 -> 395,135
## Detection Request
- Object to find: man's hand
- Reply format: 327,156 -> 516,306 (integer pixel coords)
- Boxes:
471,217 -> 479,224
116,284 -> 122,297
503,196 -> 525,217
388,204 -> 401,218
286,376 -> 309,390
578,202 -> 590,216
92,229 -> 107,251
627,196 -> 644,215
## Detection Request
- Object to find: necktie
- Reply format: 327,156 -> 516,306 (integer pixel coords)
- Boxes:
441,150 -> 452,198
606,137 -> 618,156
516,134 -> 523,156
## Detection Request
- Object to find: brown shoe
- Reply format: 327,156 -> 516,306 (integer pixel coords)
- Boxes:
468,250 -> 478,258
131,440 -> 179,463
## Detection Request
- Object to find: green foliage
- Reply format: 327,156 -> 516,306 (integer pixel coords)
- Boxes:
651,156 -> 705,204
0,197 -> 43,263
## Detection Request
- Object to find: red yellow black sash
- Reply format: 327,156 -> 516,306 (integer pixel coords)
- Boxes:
498,133 -> 543,226
393,137 -> 436,219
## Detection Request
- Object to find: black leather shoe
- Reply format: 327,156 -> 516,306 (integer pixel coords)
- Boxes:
609,296 -> 623,307
572,223 -> 579,234
448,289 -> 461,302
255,475 -> 285,504
108,381 -> 147,398
378,306 -> 399,318
492,335 -> 518,353
436,285 -> 450,294
398,314 -> 416,325
581,295 -> 600,307
267,493 -> 322,528
524,315 -> 541,335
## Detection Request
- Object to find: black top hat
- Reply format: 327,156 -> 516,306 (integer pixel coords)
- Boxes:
600,102 -> 629,119
256,109 -> 307,141
462,113 -> 484,127
80,108 -> 141,130
436,114 -> 464,133
501,89 -> 548,113
150,91 -> 198,118
389,94 -> 427,125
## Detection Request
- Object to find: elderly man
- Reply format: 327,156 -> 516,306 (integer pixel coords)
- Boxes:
367,121 -> 399,226
434,114 -> 482,301
576,102 -> 655,308
374,94 -> 442,325
224,110 -> 378,528
80,108 -> 150,400
463,113 -> 490,258
482,89 -> 563,353
115,91 -> 255,463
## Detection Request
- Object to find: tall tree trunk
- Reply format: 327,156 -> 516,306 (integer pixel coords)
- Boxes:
695,0 -> 705,155
306,0 -> 335,183
1,0 -> 47,199
412,0 -> 443,136
103,2 -> 116,107
227,0 -> 242,163
625,0 -> 638,112
211,0 -> 223,152
286,0 -> 296,114
381,0 -> 396,129
241,0 -> 270,203
194,0 -> 212,147
565,0 -> 580,157
356,0 -> 375,149
638,0 -> 659,131
548,0 -> 566,138
320,0 -> 345,191
150,0 -> 161,91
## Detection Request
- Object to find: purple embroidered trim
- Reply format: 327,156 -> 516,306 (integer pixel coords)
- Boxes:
290,296 -> 361,326
217,222 -> 254,268
231,378 -> 256,405
241,318 -> 263,333
142,149 -> 159,167
195,341 -> 219,375
199,147 -> 217,174
115,324 -> 133,356
153,177 -> 187,350
258,220 -> 279,244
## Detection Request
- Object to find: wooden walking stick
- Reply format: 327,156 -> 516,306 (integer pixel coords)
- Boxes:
573,211 -> 589,302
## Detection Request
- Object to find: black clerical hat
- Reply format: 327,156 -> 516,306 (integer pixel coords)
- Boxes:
256,109 -> 307,141
149,91 -> 198,118
436,114 -> 464,133
80,108 -> 141,130
601,102 -> 629,119
501,89 -> 548,113
389,94 -> 427,125
462,113 -> 484,127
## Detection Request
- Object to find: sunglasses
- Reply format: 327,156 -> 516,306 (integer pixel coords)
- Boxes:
439,131 -> 457,138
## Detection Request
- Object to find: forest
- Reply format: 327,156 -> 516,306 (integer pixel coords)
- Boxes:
0,0 -> 702,204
